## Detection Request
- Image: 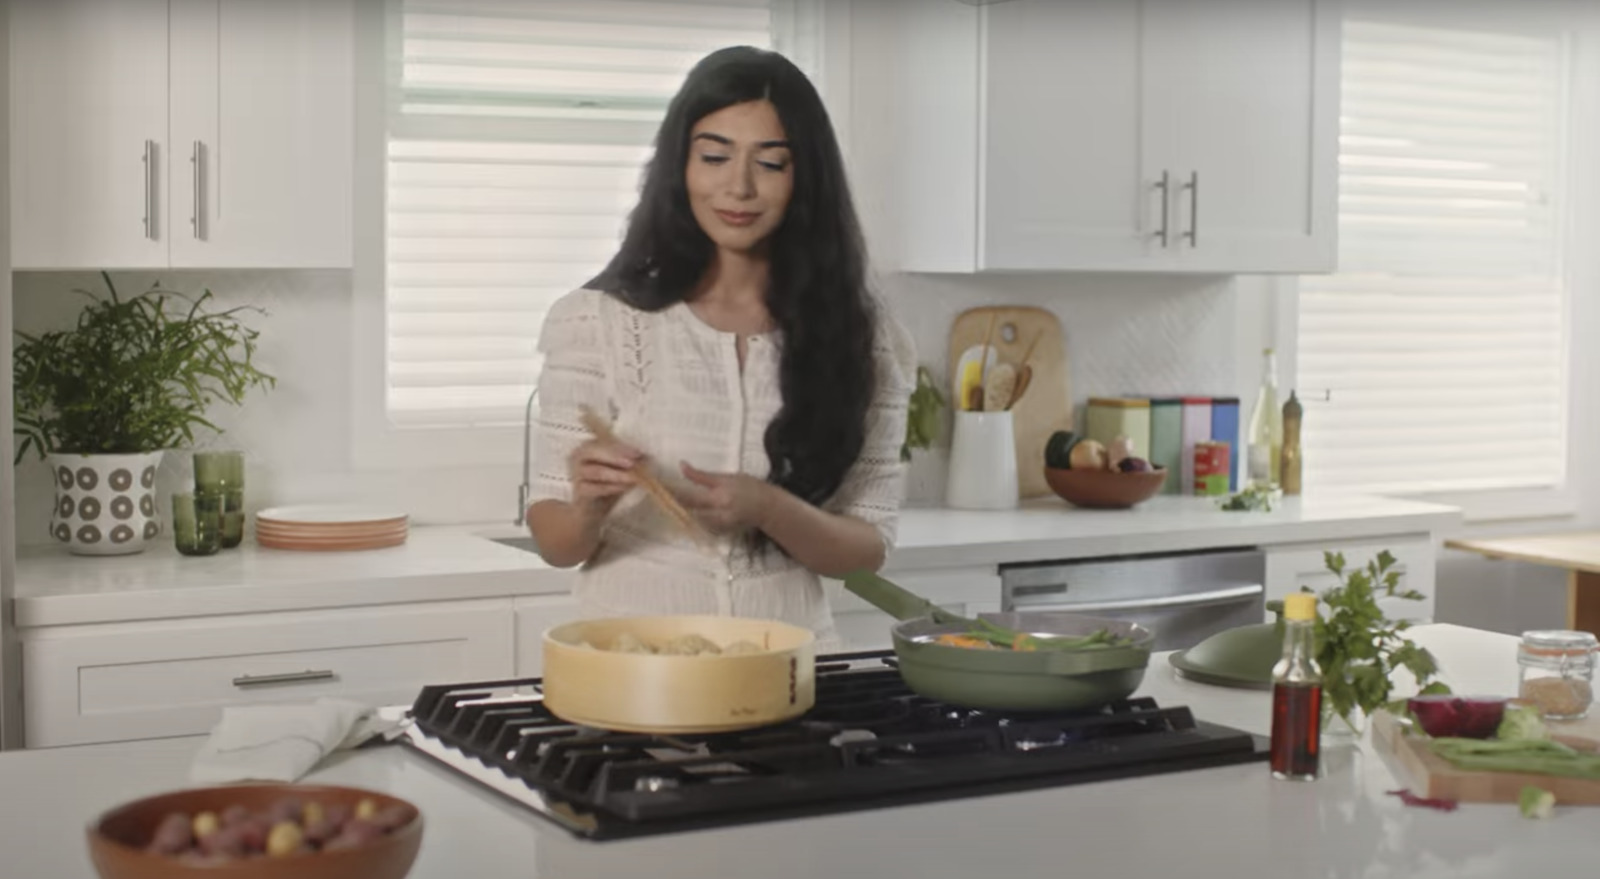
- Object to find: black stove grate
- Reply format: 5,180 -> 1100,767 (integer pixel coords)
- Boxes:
401,650 -> 1269,839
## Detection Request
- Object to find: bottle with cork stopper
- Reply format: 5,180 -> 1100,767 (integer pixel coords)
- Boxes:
1281,390 -> 1303,496
1270,592 -> 1322,781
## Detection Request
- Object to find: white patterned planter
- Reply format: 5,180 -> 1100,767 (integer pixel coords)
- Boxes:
45,451 -> 165,556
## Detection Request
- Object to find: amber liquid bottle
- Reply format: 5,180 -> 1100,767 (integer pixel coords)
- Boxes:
1270,593 -> 1322,781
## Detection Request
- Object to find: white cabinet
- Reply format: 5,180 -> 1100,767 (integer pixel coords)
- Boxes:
825,567 -> 1002,652
899,0 -> 1338,275
513,594 -> 584,677
9,0 -> 171,269
9,0 -> 352,270
22,599 -> 514,748
1264,536 -> 1437,625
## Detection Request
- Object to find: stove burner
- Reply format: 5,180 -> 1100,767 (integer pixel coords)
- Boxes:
399,650 -> 1268,841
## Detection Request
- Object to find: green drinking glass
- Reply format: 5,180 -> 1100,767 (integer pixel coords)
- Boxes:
173,491 -> 222,556
193,451 -> 245,549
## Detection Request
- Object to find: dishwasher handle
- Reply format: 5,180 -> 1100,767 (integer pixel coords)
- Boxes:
1021,583 -> 1264,615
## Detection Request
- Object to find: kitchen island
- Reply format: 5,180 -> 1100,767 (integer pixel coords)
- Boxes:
0,624 -> 1585,878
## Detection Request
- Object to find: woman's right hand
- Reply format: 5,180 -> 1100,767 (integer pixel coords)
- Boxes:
568,438 -> 643,524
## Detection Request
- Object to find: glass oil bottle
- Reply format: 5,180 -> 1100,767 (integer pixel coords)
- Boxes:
1270,593 -> 1322,781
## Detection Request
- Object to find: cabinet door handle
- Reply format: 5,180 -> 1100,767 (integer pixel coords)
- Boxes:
232,669 -> 336,688
190,140 -> 206,241
142,140 -> 156,241
1152,171 -> 1171,248
1183,171 -> 1199,247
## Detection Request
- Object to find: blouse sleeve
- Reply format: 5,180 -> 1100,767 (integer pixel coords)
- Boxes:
527,289 -> 611,507
825,312 -> 918,551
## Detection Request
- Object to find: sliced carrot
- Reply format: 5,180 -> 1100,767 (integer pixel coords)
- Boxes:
934,634 -> 994,650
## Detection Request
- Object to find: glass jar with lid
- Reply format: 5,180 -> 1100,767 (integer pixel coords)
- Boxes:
1517,630 -> 1597,720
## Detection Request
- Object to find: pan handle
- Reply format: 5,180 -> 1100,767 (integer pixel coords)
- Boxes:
842,570 -> 972,625
1042,646 -> 1152,676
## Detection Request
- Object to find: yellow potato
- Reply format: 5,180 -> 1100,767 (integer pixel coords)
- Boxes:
302,801 -> 325,827
265,821 -> 304,858
192,811 -> 220,839
355,798 -> 379,821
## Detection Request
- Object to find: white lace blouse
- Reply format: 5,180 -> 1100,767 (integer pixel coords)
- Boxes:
527,287 -> 917,647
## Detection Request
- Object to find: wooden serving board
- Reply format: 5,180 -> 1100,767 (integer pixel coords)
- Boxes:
947,306 -> 1071,498
1371,710 -> 1600,805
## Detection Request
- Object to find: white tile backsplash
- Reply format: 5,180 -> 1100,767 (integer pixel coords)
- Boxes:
11,267 -> 1245,540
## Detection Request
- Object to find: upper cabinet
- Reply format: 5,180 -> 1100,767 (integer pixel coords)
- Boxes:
898,0 -> 1340,275
10,0 -> 353,270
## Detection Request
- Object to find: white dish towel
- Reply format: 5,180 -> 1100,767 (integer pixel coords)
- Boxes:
189,697 -> 404,785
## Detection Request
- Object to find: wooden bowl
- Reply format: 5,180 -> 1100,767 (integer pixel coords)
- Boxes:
1043,466 -> 1168,509
87,784 -> 422,879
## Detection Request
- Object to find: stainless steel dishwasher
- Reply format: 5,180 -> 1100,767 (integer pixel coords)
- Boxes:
1000,549 -> 1266,652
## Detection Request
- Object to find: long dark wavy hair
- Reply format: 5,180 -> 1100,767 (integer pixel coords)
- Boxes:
590,46 -> 878,553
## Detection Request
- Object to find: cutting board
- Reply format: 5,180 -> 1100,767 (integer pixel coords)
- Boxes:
1371,710 -> 1600,804
947,306 -> 1070,498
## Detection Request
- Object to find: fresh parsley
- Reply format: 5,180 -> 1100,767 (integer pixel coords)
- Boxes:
1304,550 -> 1447,727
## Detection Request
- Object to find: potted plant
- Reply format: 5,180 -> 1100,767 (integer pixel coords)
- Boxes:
13,272 -> 275,556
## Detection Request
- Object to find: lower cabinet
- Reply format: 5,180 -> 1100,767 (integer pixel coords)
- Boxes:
513,594 -> 585,677
1263,535 -> 1437,624
22,599 -> 515,748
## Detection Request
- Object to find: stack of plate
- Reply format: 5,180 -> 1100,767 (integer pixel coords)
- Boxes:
254,505 -> 409,552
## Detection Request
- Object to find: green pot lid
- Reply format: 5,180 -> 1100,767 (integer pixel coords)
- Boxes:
1168,600 -> 1285,689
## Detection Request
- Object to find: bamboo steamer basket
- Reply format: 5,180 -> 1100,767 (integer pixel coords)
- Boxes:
541,615 -> 817,734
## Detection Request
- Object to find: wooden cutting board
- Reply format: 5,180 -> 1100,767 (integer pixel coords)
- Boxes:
947,306 -> 1071,498
1371,710 -> 1600,805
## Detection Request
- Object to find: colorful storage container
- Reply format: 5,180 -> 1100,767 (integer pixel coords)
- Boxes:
1085,397 -> 1151,460
1179,398 -> 1212,496
1209,396 -> 1241,492
1148,398 -> 1184,495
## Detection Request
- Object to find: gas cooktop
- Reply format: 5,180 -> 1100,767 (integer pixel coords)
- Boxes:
397,650 -> 1269,840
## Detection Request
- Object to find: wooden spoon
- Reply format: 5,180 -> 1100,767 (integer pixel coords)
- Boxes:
1005,329 -> 1045,411
973,312 -> 999,411
578,406 -> 716,549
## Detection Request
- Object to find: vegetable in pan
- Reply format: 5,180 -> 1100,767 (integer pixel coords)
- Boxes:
932,617 -> 1135,652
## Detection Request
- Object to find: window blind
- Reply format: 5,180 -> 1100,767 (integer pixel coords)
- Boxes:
385,0 -> 776,427
1296,16 -> 1570,495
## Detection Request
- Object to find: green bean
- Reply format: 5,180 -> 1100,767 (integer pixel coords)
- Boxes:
1430,738 -> 1600,780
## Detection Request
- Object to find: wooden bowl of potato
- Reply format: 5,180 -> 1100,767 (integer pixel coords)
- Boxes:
1042,431 -> 1168,509
86,783 -> 422,879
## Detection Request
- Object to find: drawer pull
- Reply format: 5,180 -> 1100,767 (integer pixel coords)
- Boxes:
232,669 -> 336,688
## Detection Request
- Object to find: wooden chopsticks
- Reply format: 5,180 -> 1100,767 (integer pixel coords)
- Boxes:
578,406 -> 716,549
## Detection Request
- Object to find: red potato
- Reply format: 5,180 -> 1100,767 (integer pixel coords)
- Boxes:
234,816 -> 271,853
371,804 -> 412,833
265,797 -> 305,826
140,796 -> 411,861
197,824 -> 247,858
146,812 -> 193,855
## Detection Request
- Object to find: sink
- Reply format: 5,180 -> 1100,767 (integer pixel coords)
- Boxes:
491,536 -> 541,555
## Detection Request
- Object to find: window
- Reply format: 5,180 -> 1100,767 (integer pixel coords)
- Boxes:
382,0 -> 805,429
1296,13 -> 1573,498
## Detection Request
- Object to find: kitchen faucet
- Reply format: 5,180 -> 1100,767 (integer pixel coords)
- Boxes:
514,386 -> 538,526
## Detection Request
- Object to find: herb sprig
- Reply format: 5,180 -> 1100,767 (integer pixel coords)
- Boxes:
1304,550 -> 1447,726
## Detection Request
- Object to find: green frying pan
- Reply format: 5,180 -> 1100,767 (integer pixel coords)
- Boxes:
842,571 -> 1155,712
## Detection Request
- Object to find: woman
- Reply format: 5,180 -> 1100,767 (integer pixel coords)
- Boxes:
523,46 -> 916,648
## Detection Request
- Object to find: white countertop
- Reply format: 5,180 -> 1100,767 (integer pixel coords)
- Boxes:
12,492 -> 1461,628
0,624 -> 1584,878
888,491 -> 1461,570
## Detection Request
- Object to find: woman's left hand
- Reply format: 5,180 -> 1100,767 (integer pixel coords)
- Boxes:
679,462 -> 772,534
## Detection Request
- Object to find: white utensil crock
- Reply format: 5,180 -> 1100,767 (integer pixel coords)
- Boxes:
945,411 -> 1019,510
